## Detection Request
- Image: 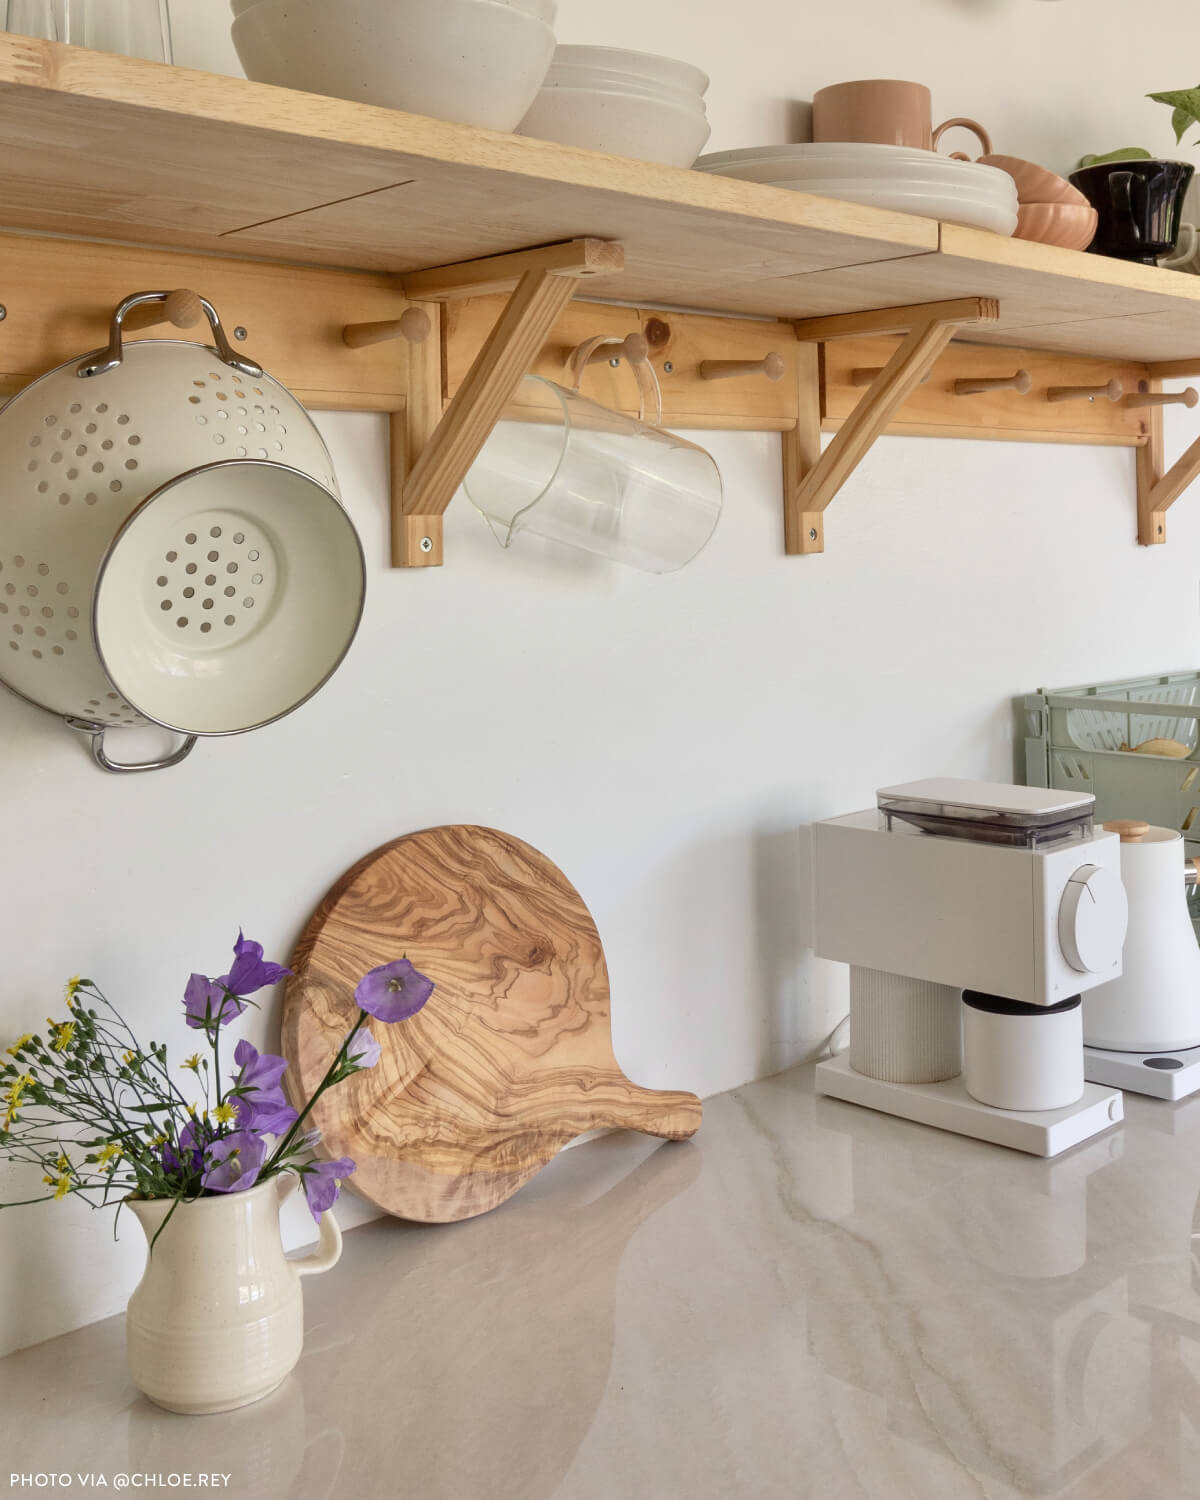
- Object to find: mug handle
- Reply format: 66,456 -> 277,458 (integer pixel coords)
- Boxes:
932,117 -> 993,160
1109,171 -> 1141,243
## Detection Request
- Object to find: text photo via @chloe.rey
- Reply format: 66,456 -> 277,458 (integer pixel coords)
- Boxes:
0,935 -> 434,1414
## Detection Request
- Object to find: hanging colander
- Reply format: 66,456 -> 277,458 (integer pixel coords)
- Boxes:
0,291 -> 366,772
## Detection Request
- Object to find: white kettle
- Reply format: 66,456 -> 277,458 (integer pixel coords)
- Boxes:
1083,819 -> 1200,1052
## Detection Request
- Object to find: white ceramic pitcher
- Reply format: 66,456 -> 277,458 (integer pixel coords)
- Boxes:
126,1174 -> 342,1415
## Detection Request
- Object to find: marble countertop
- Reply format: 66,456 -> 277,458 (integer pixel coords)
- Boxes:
4,1062 -> 1200,1499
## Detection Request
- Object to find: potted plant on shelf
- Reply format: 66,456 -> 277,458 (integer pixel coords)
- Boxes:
0,932 -> 434,1415
1070,88 -> 1200,264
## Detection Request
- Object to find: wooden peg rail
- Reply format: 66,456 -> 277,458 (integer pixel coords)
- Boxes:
954,369 -> 1031,397
0,227 -> 1198,569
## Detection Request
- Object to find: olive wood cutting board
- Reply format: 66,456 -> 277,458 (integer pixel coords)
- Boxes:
281,825 -> 702,1223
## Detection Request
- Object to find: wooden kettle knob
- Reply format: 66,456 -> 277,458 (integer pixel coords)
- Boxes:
1103,819 -> 1150,842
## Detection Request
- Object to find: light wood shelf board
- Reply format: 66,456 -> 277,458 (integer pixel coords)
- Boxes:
0,38 -> 936,282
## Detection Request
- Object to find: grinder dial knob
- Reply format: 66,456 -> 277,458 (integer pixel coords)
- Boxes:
1059,864 -> 1128,973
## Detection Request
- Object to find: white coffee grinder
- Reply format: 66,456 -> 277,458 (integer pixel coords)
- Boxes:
1080,819 -> 1200,1100
813,779 -> 1128,1157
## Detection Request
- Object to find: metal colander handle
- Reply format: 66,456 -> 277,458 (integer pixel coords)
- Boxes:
65,718 -> 198,774
76,291 -> 264,381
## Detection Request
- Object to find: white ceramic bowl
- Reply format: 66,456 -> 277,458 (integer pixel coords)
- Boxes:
518,85 -> 710,166
232,0 -> 556,131
545,45 -> 708,100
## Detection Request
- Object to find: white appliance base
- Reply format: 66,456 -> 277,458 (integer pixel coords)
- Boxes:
1084,1043 -> 1200,1100
815,1054 -> 1123,1157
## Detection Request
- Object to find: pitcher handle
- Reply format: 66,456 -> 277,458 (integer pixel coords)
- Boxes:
292,1209 -> 343,1277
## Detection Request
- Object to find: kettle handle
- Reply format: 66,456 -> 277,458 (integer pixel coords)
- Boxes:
76,290 -> 264,381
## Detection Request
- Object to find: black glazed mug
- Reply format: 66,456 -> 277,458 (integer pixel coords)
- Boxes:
1069,160 -> 1195,264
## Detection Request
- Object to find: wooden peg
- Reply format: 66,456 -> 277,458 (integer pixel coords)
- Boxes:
851,366 -> 930,387
569,331 -> 650,374
123,288 -> 205,333
343,307 -> 433,349
1046,378 -> 1123,404
699,352 -> 786,382
1124,381 -> 1200,410
954,369 -> 1032,397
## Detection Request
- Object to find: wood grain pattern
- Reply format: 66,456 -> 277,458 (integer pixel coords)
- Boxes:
281,826 -> 702,1223
5,39 -> 1200,363
823,337 -> 1149,447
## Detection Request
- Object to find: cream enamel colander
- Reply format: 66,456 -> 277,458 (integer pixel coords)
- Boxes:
0,291 -> 366,771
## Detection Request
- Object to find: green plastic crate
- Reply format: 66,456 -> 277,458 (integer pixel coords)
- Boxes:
1023,670 -> 1200,937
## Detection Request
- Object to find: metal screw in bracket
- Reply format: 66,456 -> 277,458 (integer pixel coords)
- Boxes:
809,528 -> 818,541
233,326 -> 248,341
420,537 -> 434,554
663,361 -> 674,374
609,357 -> 621,368
0,305 -> 8,323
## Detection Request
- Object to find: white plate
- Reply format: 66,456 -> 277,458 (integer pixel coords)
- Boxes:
696,143 -> 1018,234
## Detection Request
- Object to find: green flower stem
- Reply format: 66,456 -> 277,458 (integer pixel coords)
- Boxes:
262,1011 -> 368,1175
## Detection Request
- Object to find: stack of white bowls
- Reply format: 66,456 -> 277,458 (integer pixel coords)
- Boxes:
517,46 -> 711,167
230,0 -> 557,131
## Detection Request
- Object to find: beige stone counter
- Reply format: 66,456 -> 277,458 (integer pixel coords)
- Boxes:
3,1063 -> 1200,1499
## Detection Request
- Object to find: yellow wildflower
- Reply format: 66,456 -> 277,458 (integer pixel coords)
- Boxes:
47,1020 -> 75,1053
123,1050 -> 138,1066
96,1143 -> 121,1173
42,1172 -> 71,1200
3,1072 -> 34,1128
5,1034 -> 34,1057
55,1153 -> 70,1171
148,1132 -> 166,1149
64,976 -> 82,1002
213,1101 -> 238,1126
181,1054 -> 202,1073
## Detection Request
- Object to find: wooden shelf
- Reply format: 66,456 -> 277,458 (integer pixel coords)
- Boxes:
1,37 -> 1199,364
2,37 -> 1200,560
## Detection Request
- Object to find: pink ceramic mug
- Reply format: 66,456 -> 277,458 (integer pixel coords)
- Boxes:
812,79 -> 990,155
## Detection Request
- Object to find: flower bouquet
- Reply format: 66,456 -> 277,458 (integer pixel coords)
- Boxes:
0,932 -> 434,1413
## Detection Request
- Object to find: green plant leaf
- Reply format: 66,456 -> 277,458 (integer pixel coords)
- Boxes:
1148,87 -> 1200,142
1077,147 -> 1153,168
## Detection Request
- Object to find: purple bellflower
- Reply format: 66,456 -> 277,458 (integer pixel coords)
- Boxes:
231,1039 -> 298,1136
300,1157 -> 356,1223
202,1131 -> 267,1193
183,933 -> 291,1032
355,960 -> 434,1024
223,932 -> 292,998
183,973 -> 244,1032
345,1029 -> 381,1070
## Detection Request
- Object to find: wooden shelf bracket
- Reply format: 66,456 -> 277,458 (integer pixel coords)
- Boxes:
391,238 -> 624,566
784,297 -> 1001,554
1135,371 -> 1200,546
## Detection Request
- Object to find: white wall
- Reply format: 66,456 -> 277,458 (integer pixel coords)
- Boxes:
2,0 -> 1199,1356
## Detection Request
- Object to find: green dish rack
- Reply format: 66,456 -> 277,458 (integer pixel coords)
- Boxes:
1023,669 -> 1200,937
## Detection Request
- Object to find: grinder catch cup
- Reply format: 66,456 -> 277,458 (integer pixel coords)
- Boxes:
0,290 -> 366,772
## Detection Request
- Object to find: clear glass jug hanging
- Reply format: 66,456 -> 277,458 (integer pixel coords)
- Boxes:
3,1 -> 58,39
64,0 -> 171,61
462,375 -> 723,573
